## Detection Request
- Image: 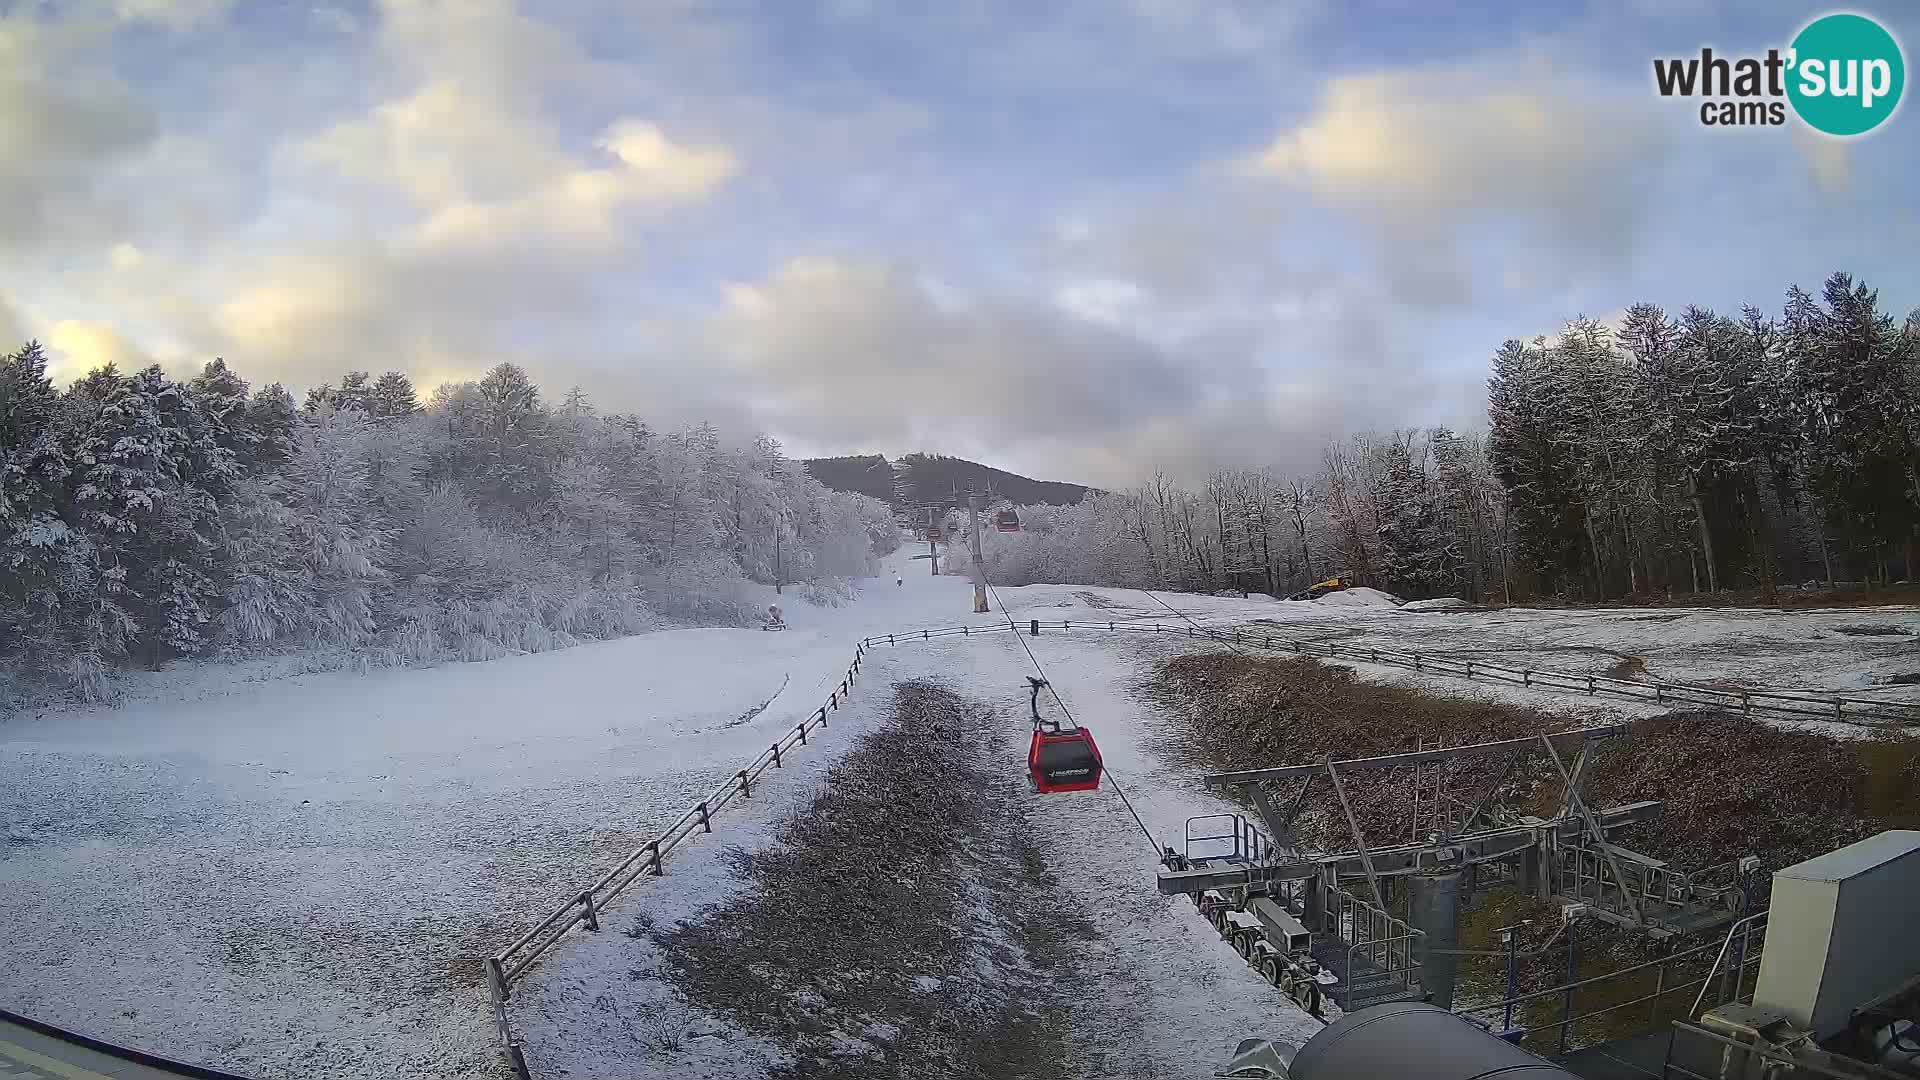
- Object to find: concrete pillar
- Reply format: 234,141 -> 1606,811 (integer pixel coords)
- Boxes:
1410,869 -> 1464,1010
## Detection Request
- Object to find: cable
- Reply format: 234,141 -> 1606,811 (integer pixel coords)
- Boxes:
1135,586 -> 1256,659
975,562 -> 1162,855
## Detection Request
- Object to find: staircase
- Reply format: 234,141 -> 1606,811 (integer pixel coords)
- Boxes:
1313,889 -> 1426,1011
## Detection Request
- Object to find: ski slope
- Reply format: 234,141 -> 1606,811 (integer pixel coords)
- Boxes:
3,544 -> 1914,1077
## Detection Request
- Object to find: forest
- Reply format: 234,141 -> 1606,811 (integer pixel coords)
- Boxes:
0,352 -> 896,703
977,273 -> 1920,603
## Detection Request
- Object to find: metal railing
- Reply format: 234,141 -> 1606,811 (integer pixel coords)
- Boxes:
861,620 -> 1920,729
1184,813 -> 1270,864
1457,933 -> 1759,1053
1661,1018 -> 1913,1080
1333,888 -> 1423,1004
1555,842 -> 1745,933
1689,911 -> 1769,1019
484,641 -> 872,1077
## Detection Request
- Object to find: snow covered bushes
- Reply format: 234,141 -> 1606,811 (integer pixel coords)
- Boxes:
972,499 -> 1154,588
796,577 -> 859,607
641,553 -> 760,626
0,349 -> 892,702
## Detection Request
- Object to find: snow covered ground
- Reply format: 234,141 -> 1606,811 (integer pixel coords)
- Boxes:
997,585 -> 1920,703
514,639 -> 1325,1080
3,543 -> 1915,1079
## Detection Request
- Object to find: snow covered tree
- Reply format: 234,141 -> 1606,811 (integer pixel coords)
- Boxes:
368,371 -> 420,419
0,342 -> 98,684
335,371 -> 374,414
280,405 -> 391,646
466,362 -> 552,513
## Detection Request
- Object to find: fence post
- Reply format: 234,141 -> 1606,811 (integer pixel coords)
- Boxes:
889,634 -> 895,645
580,890 -> 599,932
1587,675 -> 1595,695
1523,670 -> 1532,686
923,630 -> 929,640
964,625 -> 969,635
1560,920 -> 1578,1053
1833,699 -> 1843,721
1741,693 -> 1750,715
1415,654 -> 1423,671
487,955 -> 510,1003
697,801 -> 711,833
796,721 -> 808,745
647,840 -> 663,876
1465,661 -> 1474,679
1650,952 -> 1667,1028
1029,620 -> 1039,635
737,769 -> 752,799
771,742 -> 782,768
818,705 -> 829,728
1656,685 -> 1663,704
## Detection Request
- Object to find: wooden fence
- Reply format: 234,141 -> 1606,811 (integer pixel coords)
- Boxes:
485,641 -> 870,1078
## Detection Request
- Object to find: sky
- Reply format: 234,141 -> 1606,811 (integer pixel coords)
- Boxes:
4,0 -> 1917,489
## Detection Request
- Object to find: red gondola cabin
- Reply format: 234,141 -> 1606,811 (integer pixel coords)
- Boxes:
1024,677 -> 1102,793
994,510 -> 1021,532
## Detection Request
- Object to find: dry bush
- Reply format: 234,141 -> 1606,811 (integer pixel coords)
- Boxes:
1146,652 -> 1920,874
653,681 -> 1077,1080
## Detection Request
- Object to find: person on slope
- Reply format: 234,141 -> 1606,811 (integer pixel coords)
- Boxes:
896,575 -> 903,587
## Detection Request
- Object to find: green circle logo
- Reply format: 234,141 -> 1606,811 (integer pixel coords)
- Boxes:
1787,12 -> 1906,136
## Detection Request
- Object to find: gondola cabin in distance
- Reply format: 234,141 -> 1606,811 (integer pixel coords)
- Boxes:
1024,677 -> 1102,793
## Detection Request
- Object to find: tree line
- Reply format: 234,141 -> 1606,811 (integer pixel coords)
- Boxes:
978,272 -> 1920,603
1,349 -> 896,702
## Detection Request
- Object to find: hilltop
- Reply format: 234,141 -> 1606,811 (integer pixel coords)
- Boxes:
803,452 -> 1095,510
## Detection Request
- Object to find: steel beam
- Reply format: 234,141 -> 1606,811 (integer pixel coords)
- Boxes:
1156,860 -> 1323,895
1202,725 -> 1631,788
1153,801 -> 1661,896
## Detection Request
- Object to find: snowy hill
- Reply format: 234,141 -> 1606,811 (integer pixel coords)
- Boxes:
802,452 -> 1095,510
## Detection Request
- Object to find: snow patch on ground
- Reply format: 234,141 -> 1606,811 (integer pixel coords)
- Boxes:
1313,586 -> 1403,608
1401,596 -> 1473,612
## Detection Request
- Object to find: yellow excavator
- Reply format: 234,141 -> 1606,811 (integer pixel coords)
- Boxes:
1286,576 -> 1349,602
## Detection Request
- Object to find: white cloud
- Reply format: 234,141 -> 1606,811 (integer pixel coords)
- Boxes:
713,257 -> 1208,459
46,319 -> 152,381
1246,60 -> 1668,305
403,122 -> 736,256
113,0 -> 234,29
702,255 -> 1445,488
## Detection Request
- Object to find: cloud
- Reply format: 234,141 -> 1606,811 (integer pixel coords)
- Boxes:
46,320 -> 153,381
1245,59 -> 1668,306
113,0 -> 234,29
404,121 -> 737,256
704,255 -> 1454,488
0,10 -> 158,248
715,257 -> 1207,454
0,294 -> 25,349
